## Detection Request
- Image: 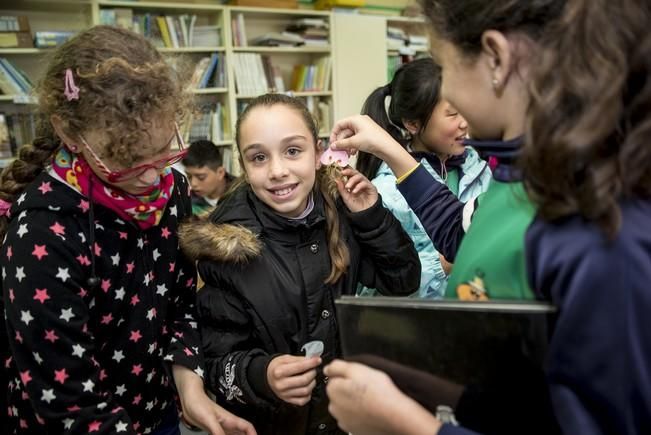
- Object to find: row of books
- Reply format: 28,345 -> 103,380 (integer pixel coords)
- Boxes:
0,15 -> 30,32
232,53 -> 285,96
189,53 -> 227,89
183,102 -> 232,172
0,58 -> 32,96
0,112 -> 41,162
100,9 -> 221,48
290,57 -> 332,92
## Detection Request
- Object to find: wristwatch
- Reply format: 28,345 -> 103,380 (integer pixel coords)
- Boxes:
435,405 -> 459,426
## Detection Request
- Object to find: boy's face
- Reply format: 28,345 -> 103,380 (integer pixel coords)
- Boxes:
186,165 -> 226,199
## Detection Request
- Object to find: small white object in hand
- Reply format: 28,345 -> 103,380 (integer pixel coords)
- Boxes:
301,340 -> 324,358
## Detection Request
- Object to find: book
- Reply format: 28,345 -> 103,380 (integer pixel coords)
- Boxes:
0,32 -> 33,48
335,296 -> 560,434
33,31 -> 75,48
0,15 -> 30,32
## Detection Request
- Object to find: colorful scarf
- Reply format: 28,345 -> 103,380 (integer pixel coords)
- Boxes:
52,148 -> 174,229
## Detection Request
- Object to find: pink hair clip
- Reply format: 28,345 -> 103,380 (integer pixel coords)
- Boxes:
64,68 -> 80,101
0,198 -> 11,217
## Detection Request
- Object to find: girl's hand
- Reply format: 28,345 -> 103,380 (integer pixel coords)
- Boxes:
329,115 -> 399,158
324,360 -> 441,435
173,365 -> 257,435
267,354 -> 322,406
336,167 -> 379,213
330,115 -> 419,179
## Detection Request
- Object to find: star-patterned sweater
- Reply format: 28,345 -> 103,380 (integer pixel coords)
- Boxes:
1,169 -> 203,435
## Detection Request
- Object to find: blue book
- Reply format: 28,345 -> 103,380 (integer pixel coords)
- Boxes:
198,53 -> 219,89
0,58 -> 32,93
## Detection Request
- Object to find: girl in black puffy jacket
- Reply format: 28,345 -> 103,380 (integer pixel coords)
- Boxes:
180,93 -> 421,435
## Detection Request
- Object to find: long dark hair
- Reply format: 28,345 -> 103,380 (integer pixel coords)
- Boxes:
523,0 -> 651,237
356,58 -> 442,179
0,25 -> 191,238
235,93 -> 350,284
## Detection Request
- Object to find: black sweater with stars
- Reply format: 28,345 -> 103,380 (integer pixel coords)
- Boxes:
1,169 -> 203,435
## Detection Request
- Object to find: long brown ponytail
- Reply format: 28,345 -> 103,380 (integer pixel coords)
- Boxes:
235,93 -> 350,283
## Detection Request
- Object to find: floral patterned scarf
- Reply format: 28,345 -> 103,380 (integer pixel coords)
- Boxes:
52,148 -> 174,229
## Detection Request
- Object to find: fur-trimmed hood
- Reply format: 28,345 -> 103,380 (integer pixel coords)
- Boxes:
179,218 -> 262,264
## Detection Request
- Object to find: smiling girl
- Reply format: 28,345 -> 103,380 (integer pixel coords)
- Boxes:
179,93 -> 420,435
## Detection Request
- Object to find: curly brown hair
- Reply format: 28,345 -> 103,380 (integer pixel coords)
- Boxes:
235,93 -> 350,284
522,0 -> 651,237
0,25 -> 191,237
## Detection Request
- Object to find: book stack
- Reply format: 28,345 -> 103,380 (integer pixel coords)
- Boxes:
189,53 -> 226,90
34,31 -> 75,48
285,18 -> 329,47
304,96 -> 332,132
0,15 -> 32,48
387,26 -> 407,50
0,112 -> 42,158
0,58 -> 33,96
289,56 -> 332,92
0,113 -> 14,165
232,53 -> 285,96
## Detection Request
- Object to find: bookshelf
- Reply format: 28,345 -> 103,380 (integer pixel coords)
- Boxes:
0,1 -> 337,175
386,15 -> 429,80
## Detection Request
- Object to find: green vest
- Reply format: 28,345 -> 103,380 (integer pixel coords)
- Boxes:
447,181 -> 535,300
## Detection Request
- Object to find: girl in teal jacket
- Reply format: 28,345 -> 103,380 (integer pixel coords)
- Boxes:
356,58 -> 491,298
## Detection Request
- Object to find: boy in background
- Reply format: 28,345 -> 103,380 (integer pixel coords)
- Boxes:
183,139 -> 233,215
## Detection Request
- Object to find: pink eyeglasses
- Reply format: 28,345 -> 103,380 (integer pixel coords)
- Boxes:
79,124 -> 188,183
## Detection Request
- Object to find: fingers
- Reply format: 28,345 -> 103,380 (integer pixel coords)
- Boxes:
324,359 -> 353,378
343,173 -> 370,194
271,355 -> 321,379
275,368 -> 317,392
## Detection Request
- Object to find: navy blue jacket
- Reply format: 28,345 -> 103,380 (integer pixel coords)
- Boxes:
441,198 -> 651,435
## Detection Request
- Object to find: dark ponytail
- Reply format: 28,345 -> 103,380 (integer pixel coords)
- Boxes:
356,58 -> 443,179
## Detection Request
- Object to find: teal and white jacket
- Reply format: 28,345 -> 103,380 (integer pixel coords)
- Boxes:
357,147 -> 491,298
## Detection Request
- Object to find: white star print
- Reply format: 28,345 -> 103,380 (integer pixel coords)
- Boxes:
16,223 -> 28,238
2,267 -> 5,280
41,388 -> 56,403
145,401 -> 154,411
20,310 -> 33,325
63,418 -> 74,429
114,287 -> 125,300
78,232 -> 86,243
164,354 -> 174,362
146,308 -> 156,321
16,192 -> 26,205
95,223 -> 104,231
72,344 -> 85,358
33,352 -> 43,364
170,205 -> 177,216
18,210 -> 27,221
15,266 -> 25,282
110,253 -> 120,266
82,379 -> 94,392
112,350 -> 125,363
115,384 -> 126,396
115,218 -> 125,225
56,267 -> 70,282
137,238 -> 144,249
194,367 -> 204,378
59,308 -> 74,322
144,273 -> 152,286
156,284 -> 168,296
97,402 -> 107,410
152,248 -> 161,261
148,343 -> 156,354
115,421 -> 128,432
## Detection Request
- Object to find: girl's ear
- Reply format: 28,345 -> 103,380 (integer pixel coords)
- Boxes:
480,29 -> 513,92
315,139 -> 323,170
50,115 -> 81,153
402,119 -> 421,136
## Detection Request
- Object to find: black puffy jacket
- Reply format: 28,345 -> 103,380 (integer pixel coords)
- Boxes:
180,185 -> 420,435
